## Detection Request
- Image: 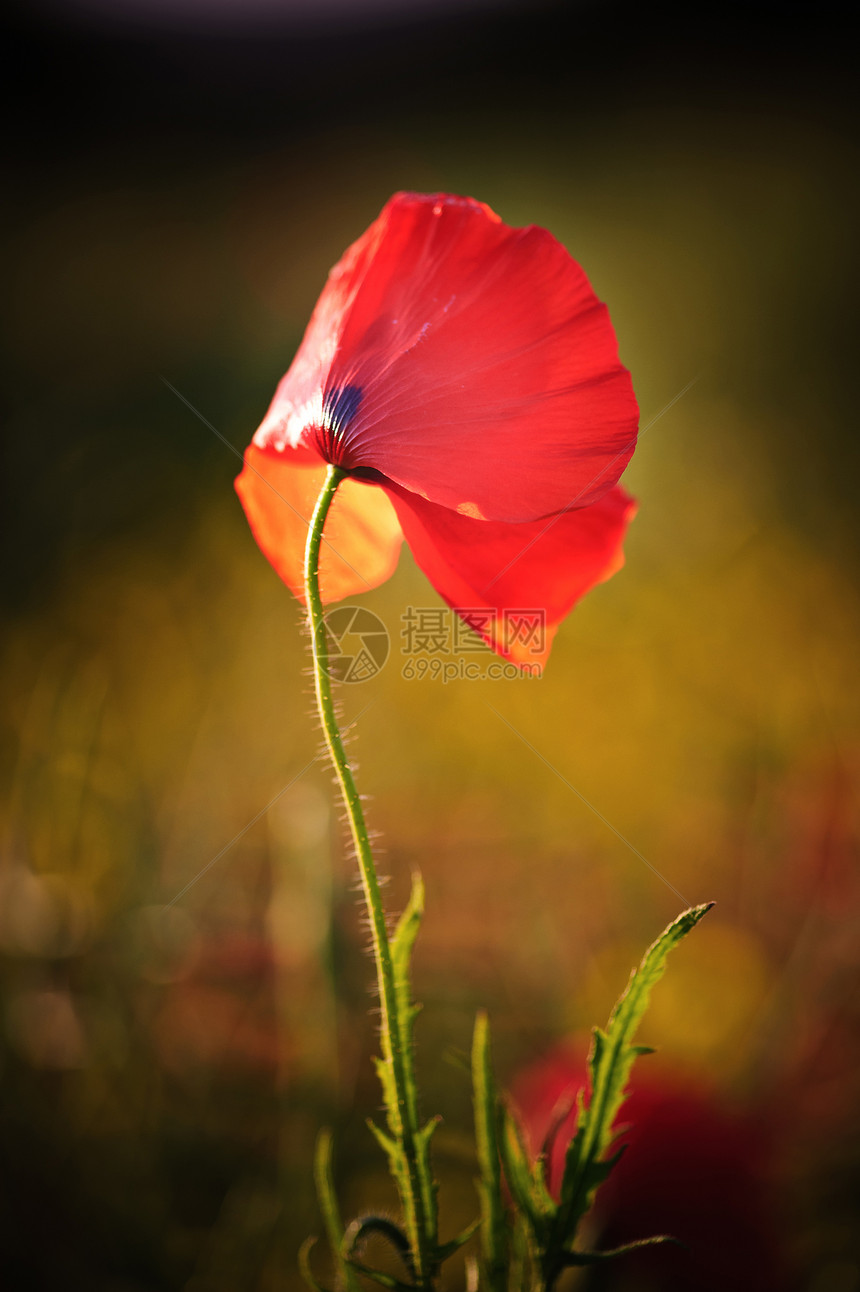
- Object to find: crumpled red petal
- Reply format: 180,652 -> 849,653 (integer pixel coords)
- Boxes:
235,444 -> 403,604
254,192 -> 639,523
382,482 -> 637,670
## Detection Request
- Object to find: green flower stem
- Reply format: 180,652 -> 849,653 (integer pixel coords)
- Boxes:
304,464 -> 433,1287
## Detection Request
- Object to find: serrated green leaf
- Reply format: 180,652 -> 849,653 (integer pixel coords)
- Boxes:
530,1152 -> 558,1219
391,871 -> 424,979
414,1113 -> 441,1256
366,1118 -> 413,1225
471,1011 -> 508,1292
554,903 -> 712,1252
372,1055 -> 400,1137
390,871 -> 425,1119
389,873 -> 423,1071
373,876 -> 422,1144
498,1104 -> 534,1217
499,1102 -> 553,1245
369,869 -> 440,1281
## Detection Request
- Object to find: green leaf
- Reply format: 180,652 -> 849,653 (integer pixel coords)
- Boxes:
372,874 -> 422,1147
389,873 -> 424,1120
530,1151 -> 558,1220
367,1117 -> 415,1236
555,903 -> 713,1246
416,1116 -> 441,1262
471,1011 -> 508,1292
369,871 -> 441,1278
372,1056 -> 399,1131
312,1130 -> 363,1292
560,1234 -> 683,1266
388,870 -> 441,1264
499,1101 -> 553,1246
391,870 -> 424,985
435,1217 -> 481,1264
366,1116 -> 398,1159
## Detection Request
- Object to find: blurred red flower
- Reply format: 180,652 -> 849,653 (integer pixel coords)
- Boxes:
236,192 -> 638,667
513,1043 -> 787,1291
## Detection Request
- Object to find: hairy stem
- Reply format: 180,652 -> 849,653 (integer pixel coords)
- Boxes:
304,464 -> 433,1287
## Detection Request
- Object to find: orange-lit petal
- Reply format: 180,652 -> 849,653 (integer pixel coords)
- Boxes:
235,444 -> 403,604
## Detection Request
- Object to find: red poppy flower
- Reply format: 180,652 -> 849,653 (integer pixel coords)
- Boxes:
235,192 -> 638,668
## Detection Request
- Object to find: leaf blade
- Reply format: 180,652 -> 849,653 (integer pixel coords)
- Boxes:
313,1130 -> 363,1292
471,1010 -> 508,1292
556,904 -> 713,1245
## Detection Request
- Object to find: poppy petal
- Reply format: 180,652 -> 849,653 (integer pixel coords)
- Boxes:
235,444 -> 403,604
254,192 -> 638,523
383,483 -> 636,669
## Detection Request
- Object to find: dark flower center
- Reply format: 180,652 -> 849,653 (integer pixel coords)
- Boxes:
312,384 -> 363,465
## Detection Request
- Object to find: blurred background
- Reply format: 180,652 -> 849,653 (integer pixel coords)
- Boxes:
2,1 -> 858,1288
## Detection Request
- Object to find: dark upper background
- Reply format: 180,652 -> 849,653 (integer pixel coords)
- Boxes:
2,0 -> 858,611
